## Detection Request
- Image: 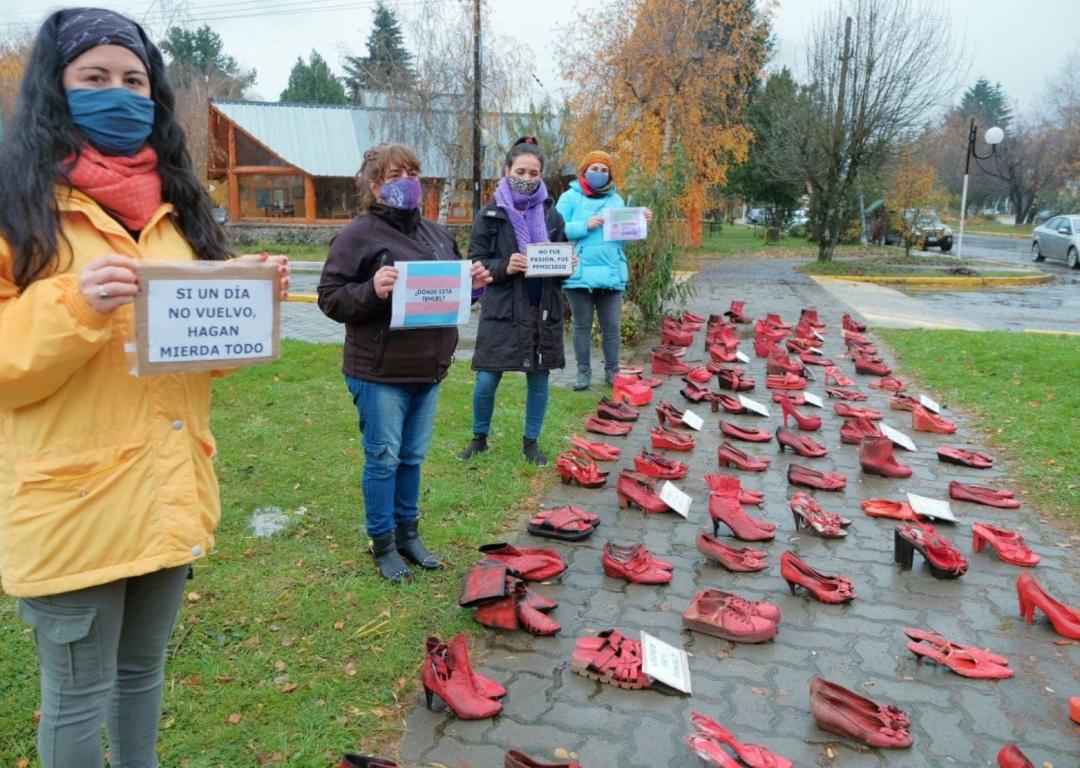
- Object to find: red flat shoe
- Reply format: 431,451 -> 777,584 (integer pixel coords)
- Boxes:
823,366 -> 855,387
611,377 -> 653,406
571,434 -> 621,462
634,450 -> 689,479
895,522 -> 967,579
889,394 -> 919,411
556,450 -> 607,488
800,350 -> 833,366
717,442 -> 770,472
903,627 -> 1013,679
937,447 -> 992,468
597,396 -> 639,422
720,422 -> 773,443
717,368 -> 755,391
777,393 -> 821,430
709,493 -> 774,541
911,403 -> 957,434
949,480 -> 1020,509
855,357 -> 892,376
682,589 -> 778,643
602,542 -> 673,584
528,506 -> 599,542
685,711 -> 792,768
765,372 -> 806,390
479,543 -> 566,581
650,426 -> 695,451
685,366 -> 713,384
826,386 -> 868,401
651,349 -> 690,375
696,532 -> 768,572
787,463 -> 846,491
859,434 -> 912,478
790,492 -> 849,538
972,522 -> 1040,566
586,414 -> 632,436
615,469 -> 670,514
842,313 -> 866,332
840,416 -> 882,445
809,677 -> 911,749
1016,572 -> 1080,639
834,401 -> 882,420
705,473 -> 765,506
869,376 -> 906,392
997,744 -> 1037,768
776,427 -> 828,458
861,499 -> 923,521
781,552 -> 855,604
570,629 -> 649,689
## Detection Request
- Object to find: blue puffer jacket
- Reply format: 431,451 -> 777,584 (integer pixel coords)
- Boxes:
556,180 -> 629,291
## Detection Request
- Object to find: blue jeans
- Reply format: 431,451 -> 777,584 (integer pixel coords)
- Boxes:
564,288 -> 623,377
472,369 -> 549,441
346,376 -> 440,538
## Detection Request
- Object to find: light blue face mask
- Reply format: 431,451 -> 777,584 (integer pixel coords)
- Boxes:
67,87 -> 155,155
584,170 -> 609,189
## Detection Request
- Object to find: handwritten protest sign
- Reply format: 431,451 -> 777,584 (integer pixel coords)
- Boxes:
525,243 -> 574,277
641,631 -> 692,694
133,261 -> 279,375
602,207 -> 648,241
390,260 -> 472,330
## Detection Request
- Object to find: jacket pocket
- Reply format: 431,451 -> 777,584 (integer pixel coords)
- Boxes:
18,600 -> 104,686
14,443 -> 145,490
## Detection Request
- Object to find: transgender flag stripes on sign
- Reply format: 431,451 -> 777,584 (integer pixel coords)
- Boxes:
390,260 -> 471,329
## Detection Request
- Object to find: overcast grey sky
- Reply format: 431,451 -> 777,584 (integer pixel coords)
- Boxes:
3,0 -> 1076,115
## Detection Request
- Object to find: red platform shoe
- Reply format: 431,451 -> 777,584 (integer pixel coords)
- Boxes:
781,552 -> 855,604
708,493 -> 774,541
787,463 -> 847,491
717,442 -> 770,471
776,427 -> 828,458
834,401 -> 882,420
556,450 -> 608,488
790,491 -> 849,538
859,435 -> 912,478
823,366 -> 855,387
650,426 -> 695,451
422,634 -> 503,719
765,372 -> 806,390
705,473 -> 765,505
895,522 -> 967,579
971,522 -> 1040,567
571,434 -> 621,462
682,589 -> 778,643
720,422 -> 773,442
612,375 -> 653,406
949,480 -> 1020,509
602,542 -> 673,584
777,393 -> 821,431
634,450 -> 689,479
616,469 -> 670,514
809,677 -> 911,749
937,447 -> 992,469
585,414 -> 632,436
696,532 -> 768,572
911,403 -> 957,434
840,416 -> 883,445
1016,572 -> 1080,639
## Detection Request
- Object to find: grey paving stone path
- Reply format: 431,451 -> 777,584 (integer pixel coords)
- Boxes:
388,258 -> 1080,768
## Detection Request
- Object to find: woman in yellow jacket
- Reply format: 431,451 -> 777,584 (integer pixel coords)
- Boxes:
0,9 -> 288,765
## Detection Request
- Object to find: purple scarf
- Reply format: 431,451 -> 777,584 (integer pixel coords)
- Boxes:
494,177 -> 549,251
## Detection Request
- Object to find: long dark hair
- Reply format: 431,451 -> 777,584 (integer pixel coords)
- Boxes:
0,11 -> 231,291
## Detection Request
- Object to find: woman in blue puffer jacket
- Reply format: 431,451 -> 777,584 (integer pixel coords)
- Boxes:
557,150 -> 651,390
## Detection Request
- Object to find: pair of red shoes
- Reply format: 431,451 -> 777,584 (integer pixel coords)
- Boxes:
854,355 -> 892,376
842,313 -> 866,332
905,627 -> 1013,679
949,480 -> 1020,509
765,372 -> 806,390
555,450 -> 608,488
682,589 -> 780,644
602,542 -> 672,584
696,532 -> 768,572
716,368 -> 756,391
570,435 -> 621,462
661,317 -> 696,346
766,347 -> 802,375
615,469 -> 671,514
938,446 -> 993,468
634,449 -> 689,479
651,426 -> 695,451
597,397 -> 638,422
869,376 -> 906,392
1016,572 -> 1080,639
720,421 -> 773,443
570,630 -> 649,689
651,347 -> 690,375
684,711 -> 791,767
810,677 -> 911,749
471,575 -> 561,635
656,400 -> 691,428
840,416 -> 883,445
972,522 -> 1039,566
718,442 -> 771,472
528,506 -> 599,542
422,635 -> 505,719
705,472 -> 765,505
781,551 -> 855,603
790,492 -> 850,538
787,463 -> 847,491
586,414 -> 632,436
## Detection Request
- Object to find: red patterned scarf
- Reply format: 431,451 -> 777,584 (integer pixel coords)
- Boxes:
65,145 -> 162,231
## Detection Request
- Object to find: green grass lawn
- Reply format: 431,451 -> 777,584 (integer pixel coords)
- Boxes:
878,329 -> 1080,522
689,223 -> 814,258
796,250 -> 1042,279
940,215 -> 1032,238
234,242 -> 331,260
0,341 -> 596,766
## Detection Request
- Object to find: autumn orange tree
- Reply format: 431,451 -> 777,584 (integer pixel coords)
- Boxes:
885,145 -> 949,255
0,34 -> 32,134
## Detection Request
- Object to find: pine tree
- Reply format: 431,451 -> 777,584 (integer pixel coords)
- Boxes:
342,1 -> 417,102
280,51 -> 348,104
959,78 -> 1012,129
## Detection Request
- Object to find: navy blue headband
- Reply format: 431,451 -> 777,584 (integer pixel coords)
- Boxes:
57,7 -> 150,72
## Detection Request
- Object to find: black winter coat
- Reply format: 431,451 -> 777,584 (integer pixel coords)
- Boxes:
470,198 -> 568,372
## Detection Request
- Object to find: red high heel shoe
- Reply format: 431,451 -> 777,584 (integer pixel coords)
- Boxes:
777,393 -> 821,431
708,493 -> 774,541
597,397 -> 639,422
834,401 -> 882,420
809,677 -> 911,749
717,368 -> 755,391
712,393 -> 746,414
556,450 -> 608,488
612,375 -> 653,406
615,469 -> 670,514
696,532 -> 768,572
705,473 -> 765,505
839,416 -> 882,444
685,711 -> 792,768
971,522 -> 1040,566
585,414 -> 632,436
997,744 -> 1037,768
656,400 -> 689,428
895,522 -> 967,578
787,464 -> 846,491
949,480 -> 1020,509
937,447 -> 992,468
570,434 -> 621,462
911,403 -> 957,434
869,376 -> 906,391
825,386 -> 867,401
790,492 -> 849,538
842,313 -> 866,332
602,542 -> 673,584
861,499 -> 922,521
859,434 -> 912,478
717,442 -> 770,471
682,589 -> 778,643
650,426 -> 695,451
823,366 -> 854,387
765,372 -> 806,390
1016,572 -> 1080,639
781,552 -> 855,603
775,427 -> 828,458
634,450 -> 689,479
720,422 -> 773,442
903,627 -> 1013,679
422,634 -> 503,719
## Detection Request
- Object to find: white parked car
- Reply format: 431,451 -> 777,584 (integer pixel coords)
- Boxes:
1032,215 -> 1080,268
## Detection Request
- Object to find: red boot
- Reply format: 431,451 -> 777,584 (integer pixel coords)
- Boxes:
859,435 -> 912,478
422,634 -> 503,719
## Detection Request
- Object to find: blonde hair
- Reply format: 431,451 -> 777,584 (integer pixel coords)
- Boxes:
356,143 -> 421,211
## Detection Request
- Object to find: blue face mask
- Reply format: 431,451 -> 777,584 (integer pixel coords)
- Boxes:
67,88 -> 155,156
584,170 -> 609,189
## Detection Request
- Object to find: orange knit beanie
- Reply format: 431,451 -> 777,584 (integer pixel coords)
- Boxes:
578,150 -> 615,179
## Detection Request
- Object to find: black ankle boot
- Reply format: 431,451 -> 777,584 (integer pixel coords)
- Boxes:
522,437 -> 548,466
395,520 -> 442,570
459,433 -> 488,460
340,755 -> 398,768
371,532 -> 411,583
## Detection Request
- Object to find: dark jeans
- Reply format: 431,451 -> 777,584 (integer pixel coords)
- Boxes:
346,376 -> 440,537
564,288 -> 623,378
472,369 -> 550,440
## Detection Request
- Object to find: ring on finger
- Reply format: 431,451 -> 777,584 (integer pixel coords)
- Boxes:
99,286 -> 110,300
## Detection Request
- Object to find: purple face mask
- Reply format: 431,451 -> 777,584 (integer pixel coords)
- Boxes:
379,176 -> 422,210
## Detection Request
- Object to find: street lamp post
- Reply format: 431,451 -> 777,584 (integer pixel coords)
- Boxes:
956,118 -> 1004,259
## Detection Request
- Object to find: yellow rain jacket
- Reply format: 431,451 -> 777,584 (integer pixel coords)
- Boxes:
0,188 -> 219,597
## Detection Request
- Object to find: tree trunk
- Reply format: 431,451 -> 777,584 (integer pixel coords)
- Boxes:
438,176 -> 455,225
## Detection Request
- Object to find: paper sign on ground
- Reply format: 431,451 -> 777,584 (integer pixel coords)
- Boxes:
813,330 -> 825,341
525,243 -> 574,277
738,394 -> 771,417
659,481 -> 692,518
390,260 -> 471,330
907,493 -> 958,523
735,350 -> 750,363
880,422 -> 918,452
133,261 -> 280,375
808,346 -> 824,356
919,394 -> 941,413
681,408 -> 704,431
602,207 -> 648,241
641,631 -> 692,694
803,392 -> 824,408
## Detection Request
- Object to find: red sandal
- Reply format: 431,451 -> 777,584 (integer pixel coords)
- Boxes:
903,627 -> 1012,679
570,630 -> 650,689
570,434 -> 621,461
527,506 -> 599,542
971,522 -> 1039,566
556,450 -> 608,488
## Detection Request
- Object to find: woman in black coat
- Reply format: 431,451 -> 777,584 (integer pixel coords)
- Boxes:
459,138 -> 570,466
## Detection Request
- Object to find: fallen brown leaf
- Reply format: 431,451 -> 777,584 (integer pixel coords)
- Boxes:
333,621 -> 345,631
186,591 -> 201,603
344,661 -> 358,677
227,713 -> 242,724
280,682 -> 298,693
281,636 -> 294,647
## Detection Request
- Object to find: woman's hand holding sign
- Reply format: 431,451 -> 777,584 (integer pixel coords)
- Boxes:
372,265 -> 399,300
80,254 -> 140,314
505,252 -> 528,275
471,261 -> 492,290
